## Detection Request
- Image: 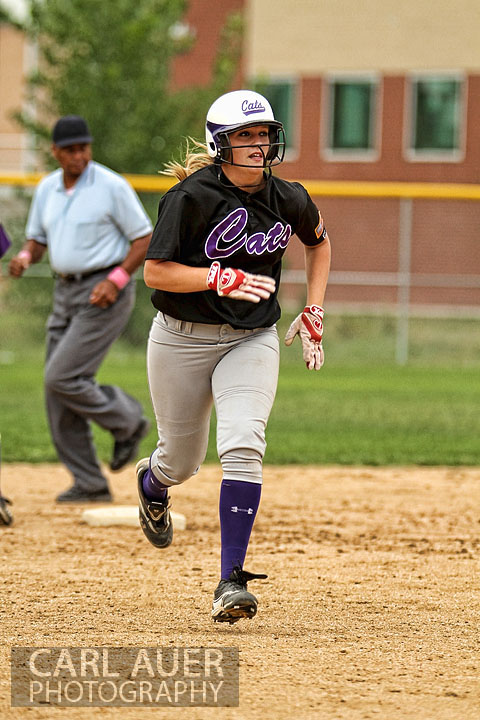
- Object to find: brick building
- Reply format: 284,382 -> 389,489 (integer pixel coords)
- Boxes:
241,0 -> 480,312
0,19 -> 34,171
1,0 -> 479,311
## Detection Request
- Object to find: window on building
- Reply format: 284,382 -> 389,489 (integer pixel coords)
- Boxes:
252,79 -> 296,151
410,77 -> 463,153
328,79 -> 378,153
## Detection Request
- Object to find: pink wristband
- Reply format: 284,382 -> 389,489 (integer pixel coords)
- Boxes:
18,249 -> 32,265
107,266 -> 130,290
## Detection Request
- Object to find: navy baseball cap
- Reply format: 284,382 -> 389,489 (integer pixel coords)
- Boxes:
52,115 -> 93,147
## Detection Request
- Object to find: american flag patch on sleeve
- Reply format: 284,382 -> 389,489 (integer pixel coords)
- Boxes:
315,212 -> 326,240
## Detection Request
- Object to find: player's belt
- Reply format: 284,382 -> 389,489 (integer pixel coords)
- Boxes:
54,264 -> 118,282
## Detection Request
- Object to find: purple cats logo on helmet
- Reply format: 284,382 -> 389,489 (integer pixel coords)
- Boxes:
241,99 -> 266,116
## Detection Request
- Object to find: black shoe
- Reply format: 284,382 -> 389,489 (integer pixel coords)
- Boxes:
211,566 -> 268,624
0,496 -> 13,526
56,486 -> 112,504
110,417 -> 151,471
136,458 -> 173,548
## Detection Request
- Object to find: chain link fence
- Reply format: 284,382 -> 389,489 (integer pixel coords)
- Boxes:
1,175 -> 479,365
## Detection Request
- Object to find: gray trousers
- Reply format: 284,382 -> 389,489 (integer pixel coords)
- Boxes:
147,312 -> 280,486
45,271 -> 143,491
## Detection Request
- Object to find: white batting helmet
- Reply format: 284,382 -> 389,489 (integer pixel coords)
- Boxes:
205,90 -> 285,167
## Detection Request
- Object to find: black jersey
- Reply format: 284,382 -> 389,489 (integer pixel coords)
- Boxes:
146,164 -> 327,329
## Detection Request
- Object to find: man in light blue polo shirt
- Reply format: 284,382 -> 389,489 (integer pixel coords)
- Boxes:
9,115 -> 153,503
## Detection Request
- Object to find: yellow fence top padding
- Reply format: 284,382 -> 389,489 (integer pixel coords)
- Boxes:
1,172 -> 480,200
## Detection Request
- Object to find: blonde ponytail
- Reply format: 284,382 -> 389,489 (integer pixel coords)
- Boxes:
162,138 -> 213,182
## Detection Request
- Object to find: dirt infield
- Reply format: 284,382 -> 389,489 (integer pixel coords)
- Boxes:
1,464 -> 480,720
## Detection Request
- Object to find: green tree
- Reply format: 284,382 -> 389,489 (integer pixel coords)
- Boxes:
9,0 -> 243,174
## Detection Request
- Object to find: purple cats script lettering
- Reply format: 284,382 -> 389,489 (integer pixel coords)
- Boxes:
204,208 -> 291,260
242,99 -> 265,116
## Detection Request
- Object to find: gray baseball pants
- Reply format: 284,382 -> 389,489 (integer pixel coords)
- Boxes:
45,271 -> 143,492
147,312 -> 280,486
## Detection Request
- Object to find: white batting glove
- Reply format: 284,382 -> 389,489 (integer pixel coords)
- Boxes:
284,304 -> 325,370
207,261 -> 276,303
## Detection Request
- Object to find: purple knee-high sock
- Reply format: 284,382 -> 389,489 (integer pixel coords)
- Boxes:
219,479 -> 262,580
142,462 -> 169,502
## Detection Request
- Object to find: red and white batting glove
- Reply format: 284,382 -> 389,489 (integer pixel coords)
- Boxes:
207,261 -> 276,303
284,304 -> 325,370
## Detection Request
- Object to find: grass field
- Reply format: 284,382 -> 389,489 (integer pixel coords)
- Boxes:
1,276 -> 479,465
2,348 -> 480,465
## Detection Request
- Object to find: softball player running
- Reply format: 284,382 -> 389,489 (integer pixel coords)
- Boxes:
136,90 -> 331,624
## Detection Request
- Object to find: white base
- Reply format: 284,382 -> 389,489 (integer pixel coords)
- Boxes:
81,505 -> 186,531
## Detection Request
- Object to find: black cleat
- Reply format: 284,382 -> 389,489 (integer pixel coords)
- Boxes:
55,486 -> 112,504
0,496 -> 13,525
136,459 -> 173,548
110,417 -> 151,471
212,566 -> 268,624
